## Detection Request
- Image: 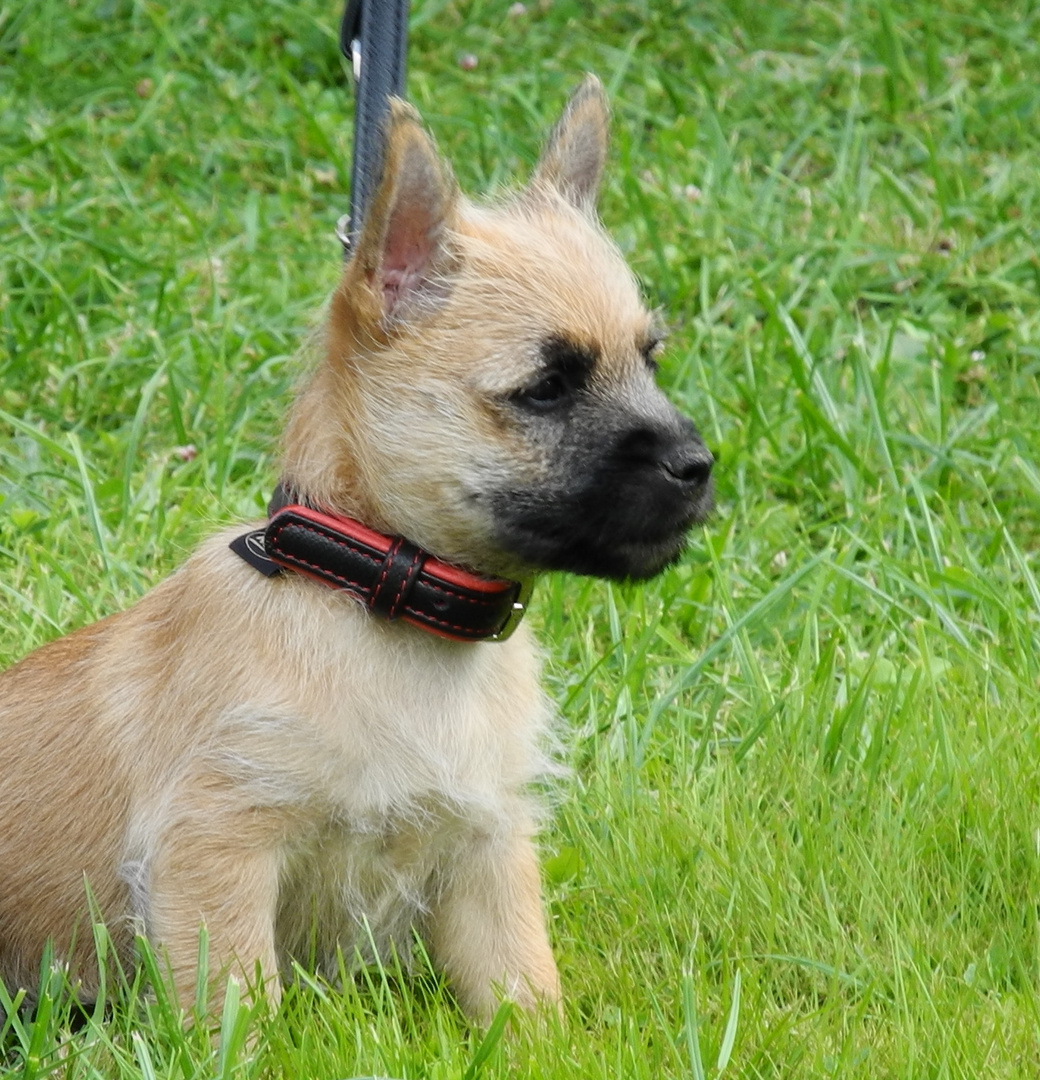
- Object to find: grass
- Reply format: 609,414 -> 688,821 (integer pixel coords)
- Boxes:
3,0 -> 1040,1075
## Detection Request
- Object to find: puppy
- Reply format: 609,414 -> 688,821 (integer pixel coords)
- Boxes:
0,76 -> 713,1021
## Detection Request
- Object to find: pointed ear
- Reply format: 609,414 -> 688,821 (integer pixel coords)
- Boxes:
529,74 -> 609,216
351,100 -> 459,325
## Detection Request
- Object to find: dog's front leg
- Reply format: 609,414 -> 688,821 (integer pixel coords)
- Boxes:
427,826 -> 560,1021
145,796 -> 284,1014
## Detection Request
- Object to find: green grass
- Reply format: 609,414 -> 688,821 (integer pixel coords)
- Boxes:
4,0 -> 1040,1075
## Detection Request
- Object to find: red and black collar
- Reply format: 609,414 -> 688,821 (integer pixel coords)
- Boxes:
230,486 -> 528,643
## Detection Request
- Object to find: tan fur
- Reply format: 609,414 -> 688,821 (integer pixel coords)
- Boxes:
0,76 -> 667,1021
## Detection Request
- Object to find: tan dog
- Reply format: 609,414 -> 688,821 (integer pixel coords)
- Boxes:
0,77 -> 713,1021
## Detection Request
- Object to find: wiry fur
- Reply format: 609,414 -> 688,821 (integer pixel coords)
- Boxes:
0,76 -> 712,1020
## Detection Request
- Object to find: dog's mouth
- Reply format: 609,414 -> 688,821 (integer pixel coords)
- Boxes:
491,468 -> 714,582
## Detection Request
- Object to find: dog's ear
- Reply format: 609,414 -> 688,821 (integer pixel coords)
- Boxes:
529,74 -> 609,216
351,100 -> 459,325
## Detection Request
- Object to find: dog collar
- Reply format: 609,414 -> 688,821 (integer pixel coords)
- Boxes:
229,488 -> 528,643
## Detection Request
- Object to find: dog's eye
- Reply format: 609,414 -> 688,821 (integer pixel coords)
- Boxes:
514,372 -> 572,410
511,337 -> 595,412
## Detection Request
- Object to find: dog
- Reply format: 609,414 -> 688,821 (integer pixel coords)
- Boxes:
0,76 -> 713,1022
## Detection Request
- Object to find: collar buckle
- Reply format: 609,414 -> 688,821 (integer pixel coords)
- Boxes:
490,578 -> 531,641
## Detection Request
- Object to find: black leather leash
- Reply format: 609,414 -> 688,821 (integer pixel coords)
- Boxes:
338,0 -> 411,252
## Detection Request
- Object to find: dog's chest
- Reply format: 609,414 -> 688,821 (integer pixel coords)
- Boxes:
229,614 -> 550,968
247,605 -> 548,812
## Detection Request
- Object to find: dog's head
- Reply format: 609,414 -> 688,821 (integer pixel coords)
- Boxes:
283,76 -> 713,582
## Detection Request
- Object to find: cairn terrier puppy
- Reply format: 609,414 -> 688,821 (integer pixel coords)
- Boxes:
0,76 -> 713,1020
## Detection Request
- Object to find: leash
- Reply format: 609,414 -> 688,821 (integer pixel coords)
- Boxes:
336,0 -> 411,253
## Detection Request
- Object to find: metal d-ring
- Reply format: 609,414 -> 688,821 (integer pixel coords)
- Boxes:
335,213 -> 352,252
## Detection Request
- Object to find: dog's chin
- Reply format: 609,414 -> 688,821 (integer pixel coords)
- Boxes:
493,485 -> 714,583
575,532 -> 691,582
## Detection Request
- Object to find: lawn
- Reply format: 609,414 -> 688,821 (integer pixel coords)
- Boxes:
3,0 -> 1040,1076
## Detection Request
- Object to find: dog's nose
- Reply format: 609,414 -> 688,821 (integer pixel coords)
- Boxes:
661,443 -> 713,485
